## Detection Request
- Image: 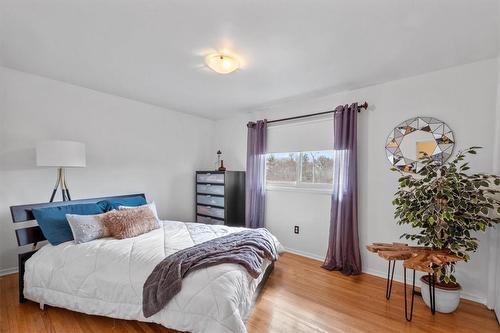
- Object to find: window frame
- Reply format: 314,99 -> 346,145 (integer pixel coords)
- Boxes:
265,150 -> 334,194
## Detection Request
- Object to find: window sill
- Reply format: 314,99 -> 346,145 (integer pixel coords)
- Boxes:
266,185 -> 332,195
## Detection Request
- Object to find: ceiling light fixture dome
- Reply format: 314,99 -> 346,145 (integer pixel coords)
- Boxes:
205,53 -> 240,74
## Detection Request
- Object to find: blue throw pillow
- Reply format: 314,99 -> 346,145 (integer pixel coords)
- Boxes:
97,195 -> 147,211
32,203 -> 105,246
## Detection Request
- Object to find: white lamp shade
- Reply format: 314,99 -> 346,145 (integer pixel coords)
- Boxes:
36,140 -> 86,167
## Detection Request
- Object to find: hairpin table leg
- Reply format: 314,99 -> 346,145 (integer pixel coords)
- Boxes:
385,260 -> 395,299
403,267 -> 416,321
428,273 -> 436,315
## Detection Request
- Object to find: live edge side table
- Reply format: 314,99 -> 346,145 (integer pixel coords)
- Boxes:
367,242 -> 462,321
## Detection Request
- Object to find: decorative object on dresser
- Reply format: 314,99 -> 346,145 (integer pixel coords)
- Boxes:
216,150 -> 222,170
218,160 -> 226,171
36,140 -> 86,202
215,150 -> 227,171
196,171 -> 245,226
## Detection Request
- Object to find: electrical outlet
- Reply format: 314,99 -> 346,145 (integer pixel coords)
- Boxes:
294,226 -> 299,234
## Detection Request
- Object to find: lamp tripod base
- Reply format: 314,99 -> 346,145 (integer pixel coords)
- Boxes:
49,167 -> 72,202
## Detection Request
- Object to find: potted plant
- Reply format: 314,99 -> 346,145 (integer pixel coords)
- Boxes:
392,147 -> 500,313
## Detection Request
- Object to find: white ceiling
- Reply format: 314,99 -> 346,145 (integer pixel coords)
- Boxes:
0,0 -> 498,119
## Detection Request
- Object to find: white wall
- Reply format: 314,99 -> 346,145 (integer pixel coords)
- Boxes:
213,59 -> 499,304
0,67 -> 215,273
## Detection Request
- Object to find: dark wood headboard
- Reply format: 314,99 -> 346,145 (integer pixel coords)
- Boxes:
10,193 -> 146,247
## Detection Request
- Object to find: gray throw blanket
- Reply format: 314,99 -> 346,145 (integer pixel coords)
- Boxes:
142,228 -> 278,318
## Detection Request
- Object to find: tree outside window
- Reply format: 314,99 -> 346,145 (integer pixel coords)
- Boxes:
266,150 -> 333,188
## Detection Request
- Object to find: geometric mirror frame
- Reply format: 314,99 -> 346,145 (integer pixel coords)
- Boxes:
385,117 -> 455,173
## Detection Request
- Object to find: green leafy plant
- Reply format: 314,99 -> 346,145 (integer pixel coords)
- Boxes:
392,147 -> 500,284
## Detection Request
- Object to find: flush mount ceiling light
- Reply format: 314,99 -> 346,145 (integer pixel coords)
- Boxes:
205,53 -> 240,74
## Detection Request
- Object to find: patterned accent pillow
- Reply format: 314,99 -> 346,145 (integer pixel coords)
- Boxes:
99,206 -> 159,239
66,212 -> 110,244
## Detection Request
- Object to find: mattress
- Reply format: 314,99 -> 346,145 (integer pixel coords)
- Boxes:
24,220 -> 281,333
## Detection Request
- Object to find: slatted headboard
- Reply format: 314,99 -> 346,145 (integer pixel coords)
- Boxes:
10,193 -> 146,303
10,193 -> 146,246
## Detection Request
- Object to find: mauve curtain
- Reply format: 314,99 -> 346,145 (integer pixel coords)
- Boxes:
322,103 -> 362,275
245,120 -> 267,229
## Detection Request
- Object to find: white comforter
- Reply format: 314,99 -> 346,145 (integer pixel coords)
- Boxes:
25,220 -> 281,333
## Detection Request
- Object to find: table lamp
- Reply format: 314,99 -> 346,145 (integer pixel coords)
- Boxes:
36,140 -> 86,202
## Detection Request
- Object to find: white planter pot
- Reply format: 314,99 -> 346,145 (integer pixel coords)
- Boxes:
420,276 -> 461,313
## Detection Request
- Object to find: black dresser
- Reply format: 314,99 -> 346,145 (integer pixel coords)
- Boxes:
195,171 -> 245,227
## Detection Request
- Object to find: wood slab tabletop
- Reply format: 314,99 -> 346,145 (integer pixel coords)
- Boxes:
367,242 -> 463,273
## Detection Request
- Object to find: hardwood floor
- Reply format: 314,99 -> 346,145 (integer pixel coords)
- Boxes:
1,252 -> 498,333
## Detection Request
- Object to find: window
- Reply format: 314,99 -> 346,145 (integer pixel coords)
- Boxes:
265,117 -> 334,191
301,150 -> 334,184
266,150 -> 334,190
266,152 -> 298,183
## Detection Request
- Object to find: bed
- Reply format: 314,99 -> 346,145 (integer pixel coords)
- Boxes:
11,194 -> 280,333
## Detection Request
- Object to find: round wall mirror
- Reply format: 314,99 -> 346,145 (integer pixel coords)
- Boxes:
385,117 -> 454,173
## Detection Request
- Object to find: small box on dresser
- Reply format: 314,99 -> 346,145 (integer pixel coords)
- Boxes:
196,171 -> 245,227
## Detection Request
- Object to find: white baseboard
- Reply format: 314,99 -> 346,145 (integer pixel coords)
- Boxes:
284,248 -> 324,262
284,248 -> 487,306
362,267 -> 487,305
0,266 -> 18,277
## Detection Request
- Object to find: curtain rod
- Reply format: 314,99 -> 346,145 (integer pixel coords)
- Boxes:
266,101 -> 368,124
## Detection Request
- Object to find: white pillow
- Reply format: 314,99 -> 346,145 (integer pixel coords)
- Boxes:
66,212 -> 111,244
118,202 -> 160,222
